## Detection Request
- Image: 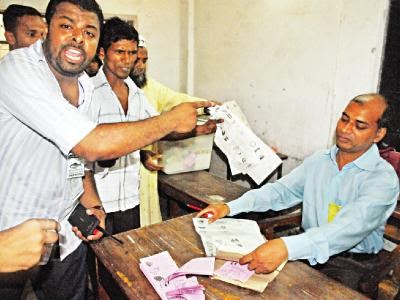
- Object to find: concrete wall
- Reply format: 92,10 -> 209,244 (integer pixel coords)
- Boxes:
193,0 -> 389,162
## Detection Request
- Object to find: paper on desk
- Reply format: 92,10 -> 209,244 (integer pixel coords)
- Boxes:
208,101 -> 282,184
214,261 -> 254,283
193,218 -> 266,257
140,251 -> 214,300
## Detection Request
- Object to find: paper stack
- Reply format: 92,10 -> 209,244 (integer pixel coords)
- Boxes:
139,251 -> 214,299
192,217 -> 285,292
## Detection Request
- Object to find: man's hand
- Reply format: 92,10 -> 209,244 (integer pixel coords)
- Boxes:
0,219 -> 59,272
239,238 -> 288,274
140,150 -> 163,171
195,203 -> 230,223
72,206 -> 106,242
167,101 -> 216,133
195,119 -> 223,136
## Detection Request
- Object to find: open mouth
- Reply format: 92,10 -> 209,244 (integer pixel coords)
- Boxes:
64,47 -> 85,64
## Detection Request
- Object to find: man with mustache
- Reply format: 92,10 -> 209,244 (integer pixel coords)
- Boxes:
130,36 -> 218,227
3,4 -> 47,51
197,94 -> 399,290
0,0 -> 213,298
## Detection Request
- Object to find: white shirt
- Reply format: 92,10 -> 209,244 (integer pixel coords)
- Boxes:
0,40 -> 97,259
88,67 -> 158,213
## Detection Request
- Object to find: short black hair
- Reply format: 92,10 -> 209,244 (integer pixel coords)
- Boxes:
3,4 -> 42,33
351,93 -> 389,129
100,17 -> 139,53
45,0 -> 104,29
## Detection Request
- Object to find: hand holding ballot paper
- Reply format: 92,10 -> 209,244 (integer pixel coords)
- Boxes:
192,217 -> 286,292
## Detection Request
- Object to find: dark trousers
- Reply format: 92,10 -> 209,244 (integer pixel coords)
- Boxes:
312,252 -> 380,291
0,242 -> 88,299
105,205 -> 140,234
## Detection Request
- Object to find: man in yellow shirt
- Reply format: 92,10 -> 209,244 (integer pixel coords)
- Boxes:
130,36 -> 214,226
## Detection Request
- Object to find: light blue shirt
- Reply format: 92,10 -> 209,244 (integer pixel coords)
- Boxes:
228,144 -> 399,265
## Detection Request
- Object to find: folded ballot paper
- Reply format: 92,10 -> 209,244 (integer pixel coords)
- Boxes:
139,251 -> 214,299
193,217 -> 285,293
208,101 -> 282,185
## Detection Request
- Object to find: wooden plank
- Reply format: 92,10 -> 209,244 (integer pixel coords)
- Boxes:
158,170 -> 249,206
91,214 -> 367,299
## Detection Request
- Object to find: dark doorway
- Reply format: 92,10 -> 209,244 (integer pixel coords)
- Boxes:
379,0 -> 400,149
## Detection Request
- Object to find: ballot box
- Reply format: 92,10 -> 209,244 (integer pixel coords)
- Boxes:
158,117 -> 214,174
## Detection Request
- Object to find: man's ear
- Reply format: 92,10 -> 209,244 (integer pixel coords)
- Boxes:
374,127 -> 387,143
98,48 -> 105,61
4,31 -> 16,47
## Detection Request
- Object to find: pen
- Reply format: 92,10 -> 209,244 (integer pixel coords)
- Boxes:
187,204 -> 213,218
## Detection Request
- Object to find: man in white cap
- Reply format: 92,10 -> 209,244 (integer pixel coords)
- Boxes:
130,35 -> 218,227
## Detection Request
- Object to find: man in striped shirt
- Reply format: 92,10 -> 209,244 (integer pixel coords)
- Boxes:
0,0 -> 213,298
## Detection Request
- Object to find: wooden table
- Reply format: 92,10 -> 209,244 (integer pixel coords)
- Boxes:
91,214 -> 367,299
158,171 -> 250,218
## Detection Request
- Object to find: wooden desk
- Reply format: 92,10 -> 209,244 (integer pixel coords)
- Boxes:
158,170 -> 299,222
91,214 -> 366,299
158,171 -> 250,218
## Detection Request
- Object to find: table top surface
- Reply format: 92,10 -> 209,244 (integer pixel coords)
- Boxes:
91,214 -> 367,300
158,171 -> 249,205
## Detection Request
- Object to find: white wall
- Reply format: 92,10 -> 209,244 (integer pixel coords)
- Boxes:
193,0 -> 389,161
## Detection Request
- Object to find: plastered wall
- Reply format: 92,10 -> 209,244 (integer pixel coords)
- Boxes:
193,0 -> 389,161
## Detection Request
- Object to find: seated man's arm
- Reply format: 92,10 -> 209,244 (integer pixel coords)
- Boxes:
197,161 -> 306,220
282,171 -> 399,265
228,162 -> 307,215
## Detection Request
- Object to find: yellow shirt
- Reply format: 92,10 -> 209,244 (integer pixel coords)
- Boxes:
139,77 -> 206,226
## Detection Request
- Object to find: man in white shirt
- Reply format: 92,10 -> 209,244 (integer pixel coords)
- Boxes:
3,4 -> 47,51
0,0 -> 213,298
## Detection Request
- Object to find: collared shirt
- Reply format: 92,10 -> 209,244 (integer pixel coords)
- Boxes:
0,40 -> 97,259
88,67 -> 158,213
228,144 -> 399,265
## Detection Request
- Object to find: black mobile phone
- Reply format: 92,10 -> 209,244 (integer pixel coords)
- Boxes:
68,203 -> 99,237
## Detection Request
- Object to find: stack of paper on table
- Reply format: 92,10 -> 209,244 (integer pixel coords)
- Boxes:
193,217 -> 286,292
139,251 -> 215,299
207,101 -> 282,185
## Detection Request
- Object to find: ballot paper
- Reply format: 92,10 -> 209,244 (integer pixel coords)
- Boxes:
192,217 -> 266,257
208,101 -> 282,185
192,217 -> 286,293
214,261 -> 255,283
139,251 -> 214,300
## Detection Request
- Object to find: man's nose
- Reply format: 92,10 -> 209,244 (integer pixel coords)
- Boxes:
72,29 -> 84,44
341,122 -> 353,133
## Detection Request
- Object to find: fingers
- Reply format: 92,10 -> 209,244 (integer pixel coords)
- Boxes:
36,218 -> 60,231
43,228 -> 59,244
196,207 -> 213,218
87,230 -> 103,241
72,226 -> 88,242
239,252 -> 253,266
191,101 -> 217,109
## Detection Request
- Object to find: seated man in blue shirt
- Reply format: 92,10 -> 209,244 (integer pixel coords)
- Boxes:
197,93 -> 399,286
